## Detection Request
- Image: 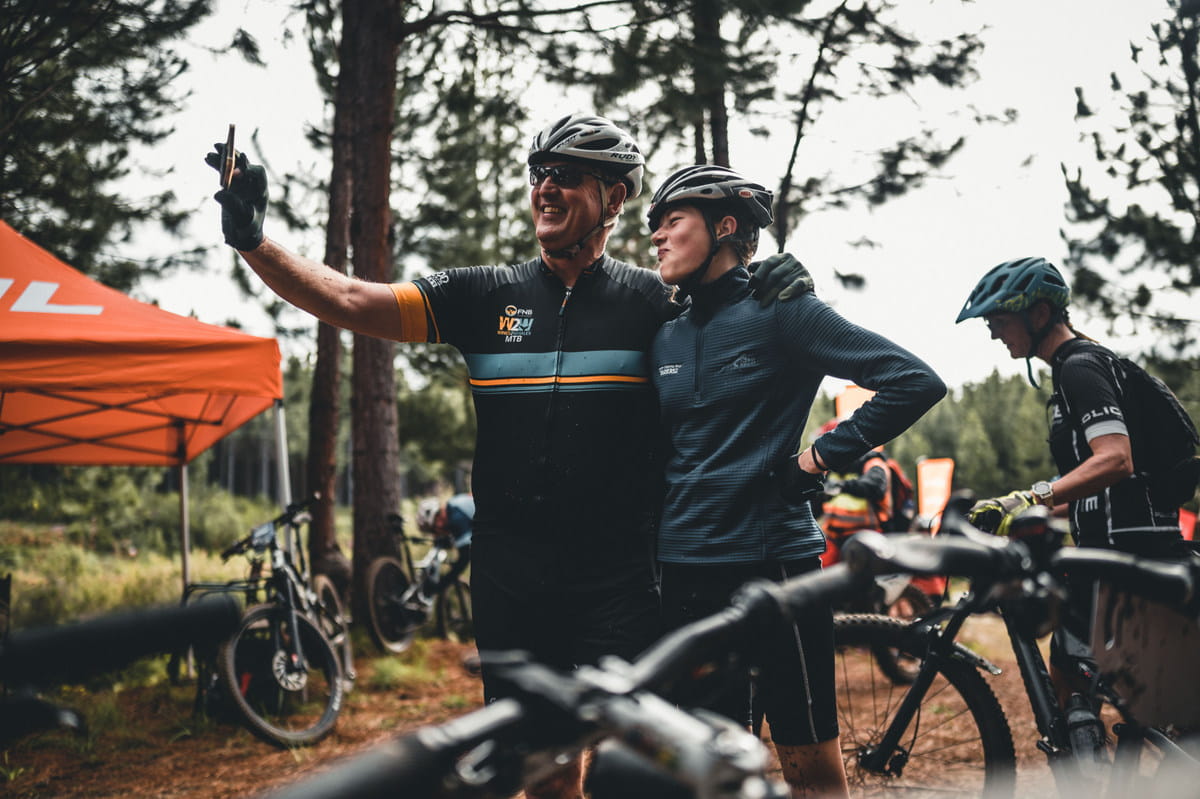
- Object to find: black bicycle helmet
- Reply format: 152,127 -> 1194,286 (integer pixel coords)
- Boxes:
528,113 -> 644,198
647,164 -> 773,234
647,165 -> 773,293
955,257 -> 1070,324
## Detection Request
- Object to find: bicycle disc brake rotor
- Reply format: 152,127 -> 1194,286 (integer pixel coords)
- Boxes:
272,649 -> 308,691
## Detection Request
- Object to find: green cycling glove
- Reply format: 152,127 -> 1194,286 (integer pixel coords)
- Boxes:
747,253 -> 815,307
967,490 -> 1035,536
204,144 -> 268,251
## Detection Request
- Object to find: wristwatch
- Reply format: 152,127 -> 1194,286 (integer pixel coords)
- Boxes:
1031,480 -> 1055,507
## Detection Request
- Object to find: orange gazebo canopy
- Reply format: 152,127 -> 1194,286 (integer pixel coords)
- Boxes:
0,220 -> 282,466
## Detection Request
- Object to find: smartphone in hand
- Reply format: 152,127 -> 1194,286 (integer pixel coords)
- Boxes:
219,124 -> 236,188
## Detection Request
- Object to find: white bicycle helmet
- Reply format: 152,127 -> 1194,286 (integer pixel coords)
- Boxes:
528,113 -> 645,198
415,499 -> 441,533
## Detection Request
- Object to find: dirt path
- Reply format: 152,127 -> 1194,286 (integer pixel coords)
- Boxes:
5,625 -> 1057,798
4,640 -> 486,798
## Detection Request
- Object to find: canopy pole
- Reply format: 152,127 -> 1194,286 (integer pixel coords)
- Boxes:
176,419 -> 190,596
179,462 -> 190,592
274,399 -> 292,509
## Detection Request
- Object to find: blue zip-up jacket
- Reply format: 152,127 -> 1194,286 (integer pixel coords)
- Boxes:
650,267 -> 946,564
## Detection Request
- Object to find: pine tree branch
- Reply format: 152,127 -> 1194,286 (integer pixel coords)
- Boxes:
398,0 -> 683,38
775,0 -> 851,250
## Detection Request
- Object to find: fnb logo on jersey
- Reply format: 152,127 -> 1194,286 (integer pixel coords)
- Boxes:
497,305 -> 534,342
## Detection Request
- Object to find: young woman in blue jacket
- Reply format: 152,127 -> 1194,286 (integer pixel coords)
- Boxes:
648,165 -> 946,797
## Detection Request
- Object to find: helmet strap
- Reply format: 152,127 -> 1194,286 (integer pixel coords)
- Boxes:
1021,308 -> 1055,389
543,181 -> 617,260
674,216 -> 732,299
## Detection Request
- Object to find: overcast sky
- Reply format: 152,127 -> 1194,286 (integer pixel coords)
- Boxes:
139,0 -> 1174,390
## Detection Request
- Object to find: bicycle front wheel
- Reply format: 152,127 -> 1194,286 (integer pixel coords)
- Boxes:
435,578 -> 473,642
218,603 -> 344,747
365,556 -> 424,654
834,614 -> 1016,798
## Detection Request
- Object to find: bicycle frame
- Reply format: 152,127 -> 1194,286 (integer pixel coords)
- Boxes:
850,516 -> 1200,796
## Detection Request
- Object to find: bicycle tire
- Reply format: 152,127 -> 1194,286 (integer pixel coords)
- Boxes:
871,585 -> 936,686
834,613 -> 1016,798
434,577 -> 473,642
218,603 -> 344,747
312,573 -> 355,683
365,555 -> 424,654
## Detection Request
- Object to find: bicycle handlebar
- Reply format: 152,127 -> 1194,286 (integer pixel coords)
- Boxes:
0,594 -> 240,687
1053,548 -> 1200,614
841,529 -> 1031,583
255,510 -> 1200,799
262,699 -> 526,799
220,494 -> 320,561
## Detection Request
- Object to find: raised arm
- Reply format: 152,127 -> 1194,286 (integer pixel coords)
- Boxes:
205,144 -> 416,342
240,238 -> 407,340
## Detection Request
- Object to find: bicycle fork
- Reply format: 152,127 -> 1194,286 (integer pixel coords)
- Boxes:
857,614 -> 977,776
276,570 -> 309,682
856,609 -> 1002,778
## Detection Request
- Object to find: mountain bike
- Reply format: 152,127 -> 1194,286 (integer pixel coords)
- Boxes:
365,512 -> 472,654
831,500 -> 1200,798
1,596 -> 239,746
172,496 -> 352,747
252,523 -> 1050,799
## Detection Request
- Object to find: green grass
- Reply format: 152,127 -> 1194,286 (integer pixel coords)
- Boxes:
4,542 -> 251,630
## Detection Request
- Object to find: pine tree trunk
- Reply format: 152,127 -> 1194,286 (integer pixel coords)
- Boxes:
343,0 -> 403,623
305,3 -> 357,600
692,0 -> 729,166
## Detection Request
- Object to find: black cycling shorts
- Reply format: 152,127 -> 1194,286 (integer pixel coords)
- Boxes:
659,558 -> 838,746
471,563 -> 661,704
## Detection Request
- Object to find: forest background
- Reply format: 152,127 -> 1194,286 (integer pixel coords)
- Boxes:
2,0 -> 1200,625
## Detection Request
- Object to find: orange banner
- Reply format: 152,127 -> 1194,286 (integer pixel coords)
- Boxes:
835,385 -> 876,420
916,458 -> 956,518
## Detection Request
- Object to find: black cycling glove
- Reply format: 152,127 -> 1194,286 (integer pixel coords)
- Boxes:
773,456 -> 826,504
204,144 -> 268,251
747,253 -> 815,307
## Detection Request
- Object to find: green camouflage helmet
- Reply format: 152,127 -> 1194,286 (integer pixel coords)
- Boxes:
955,257 -> 1070,323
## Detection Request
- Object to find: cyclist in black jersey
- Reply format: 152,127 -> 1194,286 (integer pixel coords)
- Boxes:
206,114 -> 814,799
957,256 -> 1183,706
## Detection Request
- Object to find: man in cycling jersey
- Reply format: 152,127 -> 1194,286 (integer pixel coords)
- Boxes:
648,164 -> 945,797
957,256 -> 1183,705
206,113 -> 811,799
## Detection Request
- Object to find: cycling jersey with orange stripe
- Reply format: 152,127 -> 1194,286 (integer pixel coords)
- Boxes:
392,256 -> 680,589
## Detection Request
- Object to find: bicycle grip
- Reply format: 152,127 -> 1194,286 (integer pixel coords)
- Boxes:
0,594 -> 240,687
257,698 -> 526,799
258,734 -> 456,799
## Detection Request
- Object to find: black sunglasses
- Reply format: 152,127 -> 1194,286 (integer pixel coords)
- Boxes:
529,164 -> 612,189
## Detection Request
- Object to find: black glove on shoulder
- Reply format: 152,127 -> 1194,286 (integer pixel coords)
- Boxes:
747,253 -> 815,307
204,144 -> 268,251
